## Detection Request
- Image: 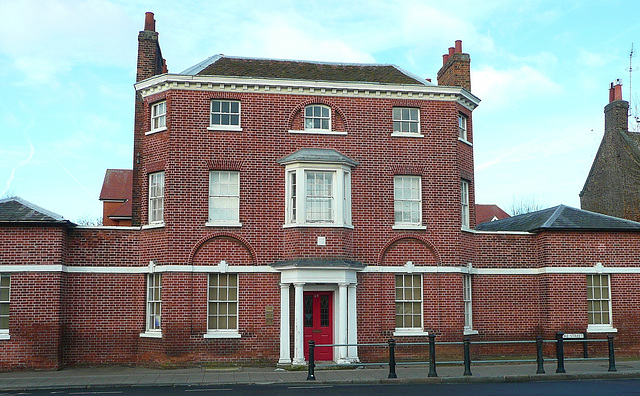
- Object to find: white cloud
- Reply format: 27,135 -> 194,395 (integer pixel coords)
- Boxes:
472,65 -> 563,112
0,0 -> 135,84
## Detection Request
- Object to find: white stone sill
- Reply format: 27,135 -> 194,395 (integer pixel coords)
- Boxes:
207,126 -> 243,132
458,137 -> 473,146
587,325 -> 617,333
204,331 -> 241,339
464,329 -> 479,336
205,222 -> 242,228
393,330 -> 429,337
391,132 -> 424,138
392,225 -> 427,230
288,129 -> 347,135
140,331 -> 162,338
283,223 -> 354,229
145,126 -> 167,136
142,223 -> 165,230
0,333 -> 9,340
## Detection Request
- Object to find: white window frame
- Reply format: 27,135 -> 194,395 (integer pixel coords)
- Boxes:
207,171 -> 241,227
0,274 -> 9,340
463,274 -> 478,335
205,273 -> 241,338
394,274 -> 428,336
284,163 -> 352,228
392,107 -> 422,137
393,175 -> 424,230
148,171 -> 165,225
141,273 -> 162,338
587,274 -> 616,333
149,101 -> 167,134
304,104 -> 331,132
458,113 -> 468,141
208,99 -> 242,131
461,179 -> 470,229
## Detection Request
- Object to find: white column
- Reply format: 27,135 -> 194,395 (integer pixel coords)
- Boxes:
337,282 -> 349,363
293,282 -> 305,365
278,283 -> 291,365
347,283 -> 359,362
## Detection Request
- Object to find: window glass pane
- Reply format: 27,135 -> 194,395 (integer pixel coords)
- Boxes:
0,275 -> 8,288
230,101 -> 239,113
0,316 -> 7,330
0,304 -> 8,315
212,101 -> 221,112
0,289 -> 7,301
230,115 -> 239,126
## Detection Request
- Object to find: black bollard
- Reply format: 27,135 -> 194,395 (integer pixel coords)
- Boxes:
536,335 -> 545,374
307,340 -> 316,380
388,339 -> 397,379
608,335 -> 617,372
463,337 -> 472,376
555,332 -> 566,373
428,333 -> 437,377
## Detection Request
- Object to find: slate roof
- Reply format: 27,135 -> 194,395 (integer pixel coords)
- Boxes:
0,197 -> 71,225
475,205 -> 640,232
181,55 -> 431,86
277,148 -> 358,167
271,258 -> 365,269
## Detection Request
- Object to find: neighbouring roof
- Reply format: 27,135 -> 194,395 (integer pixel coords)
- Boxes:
0,196 -> 71,225
277,148 -> 359,167
476,204 -> 510,225
181,55 -> 431,86
271,258 -> 365,269
475,205 -> 640,233
100,169 -> 133,221
100,169 -> 133,201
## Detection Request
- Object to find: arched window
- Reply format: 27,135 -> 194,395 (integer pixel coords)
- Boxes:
304,104 -> 331,131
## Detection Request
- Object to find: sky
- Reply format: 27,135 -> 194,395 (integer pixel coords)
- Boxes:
1,0 -> 639,222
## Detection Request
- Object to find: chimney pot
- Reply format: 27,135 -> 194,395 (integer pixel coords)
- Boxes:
455,40 -> 462,53
443,54 -> 449,65
144,12 -> 155,32
448,47 -> 455,57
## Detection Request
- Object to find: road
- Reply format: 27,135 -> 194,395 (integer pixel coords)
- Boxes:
2,379 -> 640,396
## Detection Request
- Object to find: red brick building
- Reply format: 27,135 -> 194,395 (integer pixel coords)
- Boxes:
0,13 -> 639,370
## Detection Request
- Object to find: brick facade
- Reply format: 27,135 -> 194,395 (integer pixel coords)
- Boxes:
1,14 -> 639,370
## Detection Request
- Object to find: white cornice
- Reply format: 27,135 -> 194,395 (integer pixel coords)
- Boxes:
134,74 -> 480,111
1,264 -> 639,275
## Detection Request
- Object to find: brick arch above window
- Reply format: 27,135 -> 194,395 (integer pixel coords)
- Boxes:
204,92 -> 244,100
189,233 -> 257,265
378,235 -> 441,266
287,99 -> 347,133
389,164 -> 428,175
206,159 -> 244,171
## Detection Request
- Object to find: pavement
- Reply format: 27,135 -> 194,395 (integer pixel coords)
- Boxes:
0,358 -> 639,391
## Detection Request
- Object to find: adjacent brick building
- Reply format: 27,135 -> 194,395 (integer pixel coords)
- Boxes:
1,13 -> 639,370
580,80 -> 640,222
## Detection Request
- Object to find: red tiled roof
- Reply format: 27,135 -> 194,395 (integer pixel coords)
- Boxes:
476,204 -> 510,225
99,169 -> 133,201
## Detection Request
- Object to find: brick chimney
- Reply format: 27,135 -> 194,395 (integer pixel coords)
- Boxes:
136,12 -> 166,82
604,79 -> 629,137
437,40 -> 471,91
132,12 -> 167,225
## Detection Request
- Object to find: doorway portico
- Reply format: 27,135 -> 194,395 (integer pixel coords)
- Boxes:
273,259 -> 363,365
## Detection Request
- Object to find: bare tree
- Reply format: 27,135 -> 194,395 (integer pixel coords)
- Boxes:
74,214 -> 103,226
509,194 -> 544,216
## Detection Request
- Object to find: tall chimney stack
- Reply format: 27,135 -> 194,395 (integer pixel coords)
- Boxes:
604,79 -> 629,138
437,40 -> 471,91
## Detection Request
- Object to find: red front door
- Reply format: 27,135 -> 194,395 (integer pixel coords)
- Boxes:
303,291 -> 333,361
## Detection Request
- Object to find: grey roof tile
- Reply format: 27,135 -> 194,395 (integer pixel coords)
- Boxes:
277,148 -> 358,167
0,197 -> 71,225
181,55 -> 431,86
476,205 -> 640,232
